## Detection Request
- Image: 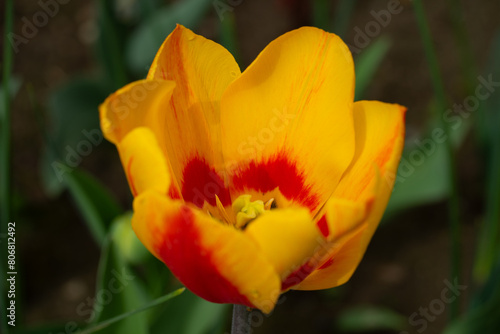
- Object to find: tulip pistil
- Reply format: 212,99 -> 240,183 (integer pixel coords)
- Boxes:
232,195 -> 274,229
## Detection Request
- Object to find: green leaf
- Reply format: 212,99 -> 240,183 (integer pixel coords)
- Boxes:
385,134 -> 450,216
473,28 -> 500,283
444,258 -> 500,334
384,106 -> 470,218
10,324 -> 73,334
64,169 -> 122,245
40,77 -> 110,197
110,212 -> 149,265
125,0 -> 213,76
88,232 -> 150,334
150,290 -> 229,334
336,305 -> 408,332
95,0 -> 129,88
80,288 -> 185,334
219,11 -> 239,66
354,36 -> 391,101
312,0 -> 332,31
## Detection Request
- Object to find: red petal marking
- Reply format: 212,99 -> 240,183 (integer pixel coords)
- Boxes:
231,151 -> 319,210
168,184 -> 181,200
181,157 -> 231,208
281,261 -> 317,290
319,257 -> 334,269
317,215 -> 329,238
157,206 -> 252,306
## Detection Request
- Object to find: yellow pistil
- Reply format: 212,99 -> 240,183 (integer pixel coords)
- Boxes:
232,195 -> 269,229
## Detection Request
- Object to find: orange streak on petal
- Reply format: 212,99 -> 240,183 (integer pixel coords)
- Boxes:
126,156 -> 138,197
373,121 -> 403,169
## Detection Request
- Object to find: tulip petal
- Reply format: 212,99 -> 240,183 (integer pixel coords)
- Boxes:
295,101 -> 405,290
293,227 -> 366,290
221,27 -> 356,212
244,208 -> 322,283
282,196 -> 372,290
132,191 -> 281,313
99,79 -> 175,146
316,196 -> 373,242
334,101 -> 405,202
99,80 -> 180,197
117,127 -> 171,196
147,25 -> 241,208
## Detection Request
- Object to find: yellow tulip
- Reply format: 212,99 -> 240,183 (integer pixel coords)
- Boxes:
99,24 -> 405,313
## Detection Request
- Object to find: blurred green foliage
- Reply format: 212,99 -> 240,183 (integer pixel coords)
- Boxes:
336,305 -> 408,332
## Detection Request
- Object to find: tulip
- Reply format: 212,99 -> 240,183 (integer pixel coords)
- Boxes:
100,24 -> 405,313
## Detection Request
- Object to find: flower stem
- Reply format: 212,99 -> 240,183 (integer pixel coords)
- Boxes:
447,0 -> 476,93
231,304 -> 252,334
332,0 -> 356,38
413,0 -> 462,321
219,11 -> 240,66
312,0 -> 332,31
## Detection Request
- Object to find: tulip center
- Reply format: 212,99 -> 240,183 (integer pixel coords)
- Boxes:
213,194 -> 275,228
232,194 -> 274,229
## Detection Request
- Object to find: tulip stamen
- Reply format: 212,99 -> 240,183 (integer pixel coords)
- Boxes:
264,198 -> 275,211
215,194 -> 233,225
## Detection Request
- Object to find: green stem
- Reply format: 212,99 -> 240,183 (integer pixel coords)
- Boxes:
1,0 -> 14,333
475,79 -> 500,283
447,0 -> 476,93
447,0 -> 488,147
79,288 -> 185,334
219,11 -> 240,67
332,0 -> 356,38
485,111 -> 500,266
447,0 -> 496,286
98,0 -> 128,88
312,0 -> 331,31
231,304 -> 252,334
413,0 -> 462,321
